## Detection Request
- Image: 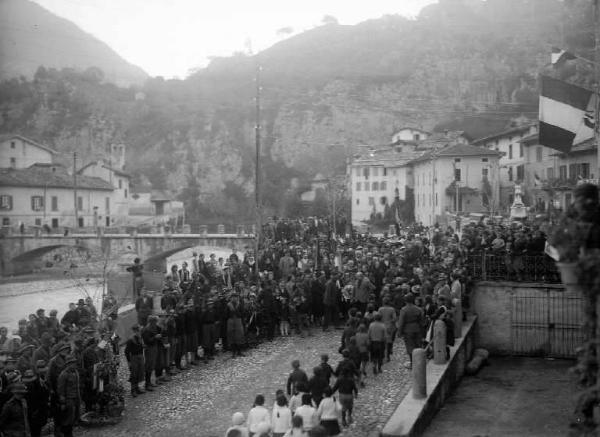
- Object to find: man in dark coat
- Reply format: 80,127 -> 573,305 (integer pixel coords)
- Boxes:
397,293 -> 424,369
141,316 -> 161,390
23,368 -> 50,437
56,356 -> 80,437
135,290 -> 154,326
0,382 -> 30,437
124,325 -> 145,397
48,342 -> 70,437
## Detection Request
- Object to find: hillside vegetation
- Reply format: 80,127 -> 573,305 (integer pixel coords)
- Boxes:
0,0 -> 595,223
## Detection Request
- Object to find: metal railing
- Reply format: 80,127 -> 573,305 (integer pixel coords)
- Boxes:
464,252 -> 561,283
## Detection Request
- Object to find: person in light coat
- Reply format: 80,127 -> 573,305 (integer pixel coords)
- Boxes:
247,394 -> 270,437
316,387 -> 341,436
272,395 -> 292,437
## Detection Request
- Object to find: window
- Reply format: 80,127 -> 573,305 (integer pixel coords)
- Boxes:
547,167 -> 554,179
383,168 -> 387,176
31,196 -> 44,211
118,179 -> 122,189
51,196 -> 58,211
520,144 -> 524,158
429,194 -> 432,205
482,158 -> 488,163
508,145 -> 513,159
356,182 -> 361,191
372,182 -> 379,191
10,141 -> 15,149
9,157 -> 16,168
2,218 -> 9,226
516,164 -> 525,181
482,168 -> 488,177
569,164 -> 577,179
78,217 -> 84,227
509,194 -> 514,205
380,181 -> 387,190
77,196 -> 83,211
454,158 -> 461,163
508,167 -> 513,182
435,193 -> 438,206
368,197 -> 375,206
51,218 -> 59,228
0,195 -> 12,210
454,168 -> 461,181
105,197 -> 110,213
373,167 -> 379,177
559,165 -> 567,179
34,218 -> 41,226
356,199 -> 359,205
124,189 -> 128,198
380,196 -> 387,205
363,167 -> 370,179
536,147 -> 543,162
581,163 -> 590,179
414,134 -> 420,141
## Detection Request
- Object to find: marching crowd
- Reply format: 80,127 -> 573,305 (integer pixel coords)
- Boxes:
1,214 -> 555,437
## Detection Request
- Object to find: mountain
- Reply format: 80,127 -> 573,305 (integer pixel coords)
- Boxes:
0,0 -> 593,224
0,0 -> 148,86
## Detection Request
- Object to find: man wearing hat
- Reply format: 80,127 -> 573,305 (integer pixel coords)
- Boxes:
16,344 -> 35,374
23,367 -> 50,437
60,304 -> 79,330
48,342 -> 70,436
135,289 -> 154,327
33,332 -> 53,366
574,183 -> 600,249
141,316 -> 162,390
434,273 -> 451,302
56,355 -> 80,437
124,325 -> 145,396
0,382 -> 30,437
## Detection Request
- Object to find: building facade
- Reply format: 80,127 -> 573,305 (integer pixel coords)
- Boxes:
472,123 -> 538,210
0,134 -> 56,169
411,145 -> 501,226
391,128 -> 430,143
0,163 -> 114,229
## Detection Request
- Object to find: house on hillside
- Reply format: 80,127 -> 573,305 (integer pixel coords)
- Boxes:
472,122 -> 538,210
410,144 -> 502,226
129,187 -> 185,227
392,127 -> 430,143
0,134 -> 56,169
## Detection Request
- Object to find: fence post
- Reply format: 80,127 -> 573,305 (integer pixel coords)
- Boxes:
453,298 -> 463,339
412,348 -> 427,399
433,320 -> 447,365
481,252 -> 487,281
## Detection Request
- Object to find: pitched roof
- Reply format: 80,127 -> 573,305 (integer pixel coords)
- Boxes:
471,123 -> 536,145
409,144 -> 502,164
78,161 -> 131,178
0,164 -> 113,191
0,134 -> 57,154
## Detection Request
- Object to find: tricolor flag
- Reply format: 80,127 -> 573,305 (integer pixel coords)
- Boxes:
539,75 -> 597,153
551,47 -> 577,66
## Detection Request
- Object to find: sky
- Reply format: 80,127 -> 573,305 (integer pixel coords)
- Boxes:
33,0 -> 437,79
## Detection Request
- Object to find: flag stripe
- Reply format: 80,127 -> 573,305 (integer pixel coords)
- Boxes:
541,75 -> 591,111
538,121 -> 576,153
539,95 -> 592,136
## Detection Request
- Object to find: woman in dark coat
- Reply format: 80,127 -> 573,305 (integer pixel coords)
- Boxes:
226,294 -> 245,357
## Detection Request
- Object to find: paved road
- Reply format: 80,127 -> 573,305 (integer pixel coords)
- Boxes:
82,330 -> 411,437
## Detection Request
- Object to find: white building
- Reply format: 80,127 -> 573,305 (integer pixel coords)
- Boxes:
0,163 -> 114,229
0,134 -> 56,169
391,127 -> 430,143
411,144 -> 502,226
78,160 -> 130,225
349,152 -> 416,226
472,123 -> 538,210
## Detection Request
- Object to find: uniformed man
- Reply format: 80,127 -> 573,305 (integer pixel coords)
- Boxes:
56,355 -> 80,437
141,316 -> 161,391
124,325 -> 145,397
0,382 -> 30,436
48,342 -> 70,437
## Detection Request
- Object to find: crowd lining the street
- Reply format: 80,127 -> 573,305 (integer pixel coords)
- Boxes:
1,214 -> 558,437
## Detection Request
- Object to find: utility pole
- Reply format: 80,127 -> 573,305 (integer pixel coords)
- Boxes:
254,61 -> 262,276
331,181 -> 337,238
73,152 -> 78,229
594,0 -> 600,182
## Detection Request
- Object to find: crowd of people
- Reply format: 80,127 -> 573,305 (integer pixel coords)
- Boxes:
0,294 -> 121,437
1,213 -> 557,437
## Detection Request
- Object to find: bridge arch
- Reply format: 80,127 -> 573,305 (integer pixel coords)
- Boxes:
11,244 -> 92,263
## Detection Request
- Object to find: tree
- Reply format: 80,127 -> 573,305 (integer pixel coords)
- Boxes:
311,188 -> 330,217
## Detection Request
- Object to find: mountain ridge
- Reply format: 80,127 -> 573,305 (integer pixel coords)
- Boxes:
0,0 -> 148,86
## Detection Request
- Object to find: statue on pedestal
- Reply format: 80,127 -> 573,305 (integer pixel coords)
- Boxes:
510,184 -> 528,219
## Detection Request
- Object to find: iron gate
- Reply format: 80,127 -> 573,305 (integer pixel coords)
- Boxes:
511,288 -> 584,358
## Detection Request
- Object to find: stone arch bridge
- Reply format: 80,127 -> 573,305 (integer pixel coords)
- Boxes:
0,233 -> 255,276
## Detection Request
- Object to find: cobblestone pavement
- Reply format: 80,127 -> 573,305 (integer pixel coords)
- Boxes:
81,330 -> 411,437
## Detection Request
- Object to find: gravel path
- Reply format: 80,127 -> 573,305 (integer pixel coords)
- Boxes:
81,331 -> 411,437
